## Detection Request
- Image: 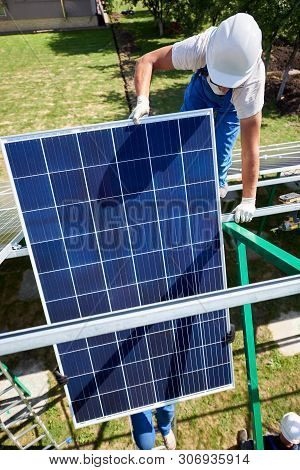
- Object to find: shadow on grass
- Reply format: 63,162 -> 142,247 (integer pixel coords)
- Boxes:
116,10 -> 184,49
2,388 -> 297,449
233,334 -> 300,357
48,29 -> 117,56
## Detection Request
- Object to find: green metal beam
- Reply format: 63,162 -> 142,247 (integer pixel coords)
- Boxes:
223,222 -> 300,275
235,241 -> 264,450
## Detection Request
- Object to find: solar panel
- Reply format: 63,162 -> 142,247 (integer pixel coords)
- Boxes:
229,141 -> 300,180
0,181 -> 22,264
2,110 -> 233,427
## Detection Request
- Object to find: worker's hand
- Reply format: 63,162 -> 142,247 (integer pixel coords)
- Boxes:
219,184 -> 228,198
226,324 -> 236,344
129,95 -> 149,124
53,367 -> 69,386
233,197 -> 256,223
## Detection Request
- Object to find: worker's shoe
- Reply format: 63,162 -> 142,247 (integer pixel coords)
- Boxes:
163,430 -> 176,450
237,429 -> 248,448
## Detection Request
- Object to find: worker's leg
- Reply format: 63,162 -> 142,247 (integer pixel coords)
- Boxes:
214,111 -> 240,188
156,404 -> 175,437
131,410 -> 155,450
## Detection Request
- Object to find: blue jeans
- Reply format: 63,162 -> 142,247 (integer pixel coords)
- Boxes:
131,404 -> 175,450
181,69 -> 240,188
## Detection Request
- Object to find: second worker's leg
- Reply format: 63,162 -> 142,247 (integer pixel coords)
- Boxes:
156,404 -> 176,450
131,410 -> 155,450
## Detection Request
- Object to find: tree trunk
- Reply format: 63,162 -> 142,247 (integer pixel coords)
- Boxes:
158,18 -> 163,36
158,0 -> 164,36
277,32 -> 300,102
264,29 -> 279,71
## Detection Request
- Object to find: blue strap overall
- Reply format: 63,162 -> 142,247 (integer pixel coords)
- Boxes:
265,435 -> 299,450
181,67 -> 240,188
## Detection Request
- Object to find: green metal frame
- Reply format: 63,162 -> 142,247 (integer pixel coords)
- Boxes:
224,223 -> 300,275
222,222 -> 300,450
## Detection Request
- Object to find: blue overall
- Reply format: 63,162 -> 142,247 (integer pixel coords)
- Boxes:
131,68 -> 239,450
181,67 -> 240,188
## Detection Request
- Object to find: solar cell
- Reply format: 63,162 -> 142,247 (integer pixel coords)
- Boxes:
2,110 -> 234,427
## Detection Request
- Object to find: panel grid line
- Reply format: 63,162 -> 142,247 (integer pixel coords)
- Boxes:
176,119 -> 209,392
75,132 -> 133,420
44,265 -> 223,305
28,209 -> 217,243
58,320 -> 227,357
67,359 -> 231,384
109,127 -> 155,408
40,138 -> 105,418
19,183 -> 216,213
144,123 -> 184,399
110,128 -> 142,306
11,147 -> 214,180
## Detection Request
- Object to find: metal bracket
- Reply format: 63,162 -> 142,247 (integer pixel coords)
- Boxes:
0,274 -> 299,356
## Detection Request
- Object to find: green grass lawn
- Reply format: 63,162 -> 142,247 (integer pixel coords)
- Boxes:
0,9 -> 299,451
0,28 -> 128,179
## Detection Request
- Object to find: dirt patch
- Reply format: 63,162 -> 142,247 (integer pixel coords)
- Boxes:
265,72 -> 300,115
268,45 -> 300,72
266,44 -> 300,115
110,13 -> 137,112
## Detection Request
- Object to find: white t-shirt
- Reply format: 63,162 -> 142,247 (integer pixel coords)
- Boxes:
172,27 -> 265,120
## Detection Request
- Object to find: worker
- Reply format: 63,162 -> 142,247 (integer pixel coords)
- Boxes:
237,412 -> 300,450
129,12 -> 264,449
129,13 -> 265,225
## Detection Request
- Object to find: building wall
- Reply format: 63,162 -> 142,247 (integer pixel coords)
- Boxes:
0,16 -> 98,33
0,0 -> 102,32
1,0 -> 96,20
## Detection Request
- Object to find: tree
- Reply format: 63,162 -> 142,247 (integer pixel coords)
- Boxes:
131,0 -> 178,36
277,32 -> 299,101
168,0 -> 300,74
215,0 -> 300,71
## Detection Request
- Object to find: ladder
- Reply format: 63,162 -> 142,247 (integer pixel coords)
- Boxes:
0,361 -> 69,450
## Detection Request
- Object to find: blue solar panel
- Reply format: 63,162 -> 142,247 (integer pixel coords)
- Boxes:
2,110 -> 234,427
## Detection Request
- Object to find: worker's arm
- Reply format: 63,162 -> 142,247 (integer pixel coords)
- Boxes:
233,112 -> 261,223
130,46 -> 174,124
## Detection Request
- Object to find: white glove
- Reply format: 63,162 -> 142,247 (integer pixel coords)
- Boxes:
129,95 -> 150,124
233,197 -> 256,223
219,184 -> 228,198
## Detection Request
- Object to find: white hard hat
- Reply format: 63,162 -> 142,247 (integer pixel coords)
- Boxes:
280,412 -> 300,445
206,13 -> 262,88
